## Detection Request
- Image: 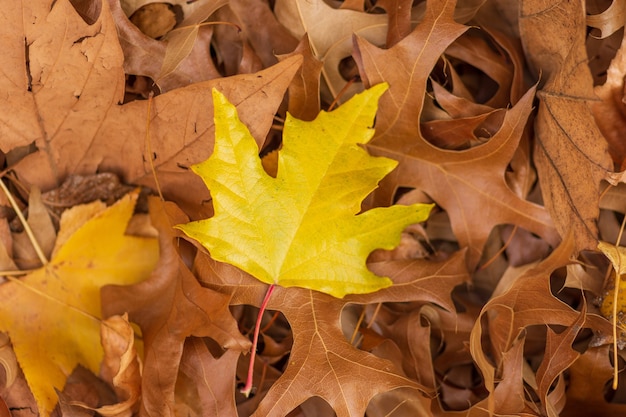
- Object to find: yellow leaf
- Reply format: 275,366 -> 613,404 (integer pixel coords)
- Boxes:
178,84 -> 433,298
0,191 -> 159,417
599,241 -> 626,319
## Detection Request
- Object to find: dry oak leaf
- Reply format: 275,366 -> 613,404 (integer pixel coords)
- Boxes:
194,245 -> 469,417
178,83 -> 433,298
535,304 -> 586,417
519,0 -> 613,253
101,197 -> 250,417
469,233 -> 613,416
3,0 -> 302,208
356,0 -> 558,268
0,191 -> 158,417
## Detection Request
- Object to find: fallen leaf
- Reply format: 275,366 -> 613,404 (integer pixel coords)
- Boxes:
354,0 -> 467,145
195,246 -> 467,417
562,345 -> 626,415
535,305 -> 585,417
220,0 -> 299,69
12,187 -> 56,270
129,3 -> 176,39
469,233 -> 612,415
591,25 -> 626,169
0,191 -> 158,417
157,1 -> 228,83
4,0 -> 302,208
177,338 -> 240,417
277,34 -> 324,121
586,0 -> 625,39
368,85 -> 558,268
97,314 -> 142,417
275,0 -> 390,100
178,84 -> 433,298
101,198 -> 250,417
519,0 -> 613,253
108,0 -> 226,92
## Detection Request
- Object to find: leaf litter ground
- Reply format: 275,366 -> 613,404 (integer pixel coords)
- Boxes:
2,0 -> 626,417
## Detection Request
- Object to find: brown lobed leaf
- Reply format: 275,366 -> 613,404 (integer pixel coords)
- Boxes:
368,84 -> 559,268
356,0 -> 559,269
101,198 -> 250,417
469,233 -> 613,415
194,244 -> 469,416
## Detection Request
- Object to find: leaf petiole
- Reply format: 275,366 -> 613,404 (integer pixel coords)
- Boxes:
241,283 -> 276,397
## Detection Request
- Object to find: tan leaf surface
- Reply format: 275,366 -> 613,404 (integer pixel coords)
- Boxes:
5,0 -> 302,207
177,338 -> 240,417
591,23 -> 626,169
194,246 -> 468,416
562,345 -> 626,415
101,198 -> 250,417
519,0 -> 613,253
535,305 -> 585,417
275,0 -> 390,100
277,34 -> 323,121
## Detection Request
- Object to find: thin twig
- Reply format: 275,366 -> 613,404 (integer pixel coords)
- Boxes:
0,179 -> 48,266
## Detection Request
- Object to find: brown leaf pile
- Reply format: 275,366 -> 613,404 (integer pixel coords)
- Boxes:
2,0 -> 626,416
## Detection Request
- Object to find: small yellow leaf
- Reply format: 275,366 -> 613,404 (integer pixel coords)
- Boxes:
178,84 -> 433,298
598,241 -> 626,319
0,191 -> 159,417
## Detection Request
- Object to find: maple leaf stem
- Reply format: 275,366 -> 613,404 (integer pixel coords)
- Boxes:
241,283 -> 276,397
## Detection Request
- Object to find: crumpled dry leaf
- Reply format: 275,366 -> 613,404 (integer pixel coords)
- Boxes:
108,0 -> 226,91
98,314 -> 142,417
275,0 -> 390,100
519,0 -> 613,253
218,0 -> 299,69
101,198 -> 250,417
535,307 -> 585,417
0,333 -> 17,389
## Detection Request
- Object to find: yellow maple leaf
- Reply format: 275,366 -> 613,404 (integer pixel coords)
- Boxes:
177,83 -> 433,298
0,191 -> 159,417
